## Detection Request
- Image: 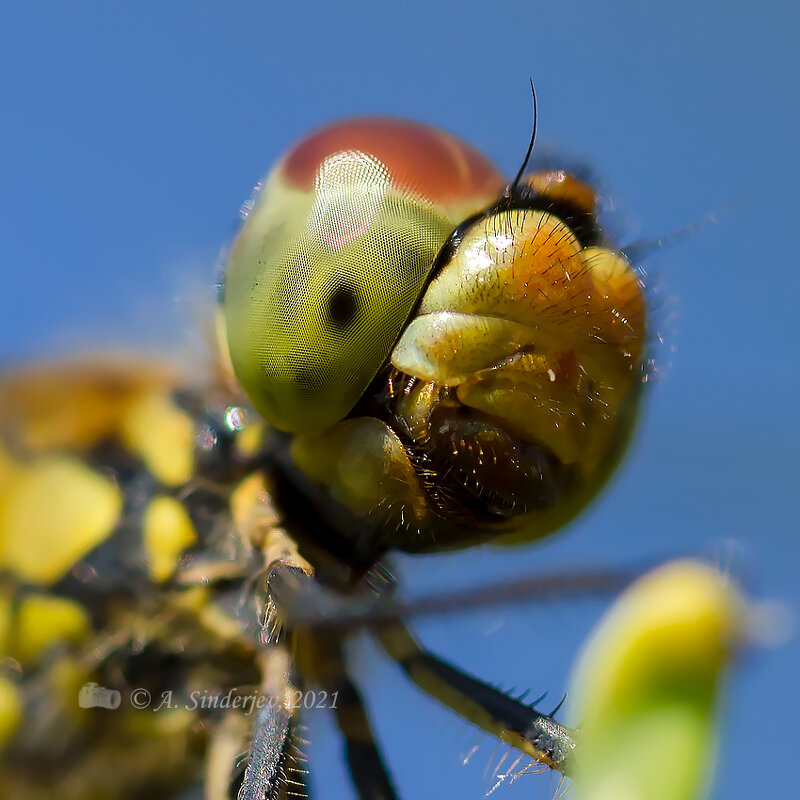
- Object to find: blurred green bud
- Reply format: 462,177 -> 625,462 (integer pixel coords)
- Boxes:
569,560 -> 747,800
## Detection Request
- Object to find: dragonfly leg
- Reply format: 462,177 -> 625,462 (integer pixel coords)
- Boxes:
233,641 -> 308,800
269,563 -> 399,800
295,628 -> 399,800
267,561 -> 582,786
374,619 -> 576,777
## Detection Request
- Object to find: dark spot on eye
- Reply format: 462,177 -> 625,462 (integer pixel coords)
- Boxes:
326,284 -> 360,329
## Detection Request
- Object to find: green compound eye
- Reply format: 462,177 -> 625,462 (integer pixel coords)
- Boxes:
221,118 -> 504,433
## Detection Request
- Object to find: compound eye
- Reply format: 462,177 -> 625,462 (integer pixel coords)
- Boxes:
221,119 -> 503,433
222,181 -> 451,433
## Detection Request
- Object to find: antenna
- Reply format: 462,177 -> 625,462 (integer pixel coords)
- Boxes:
509,78 -> 538,192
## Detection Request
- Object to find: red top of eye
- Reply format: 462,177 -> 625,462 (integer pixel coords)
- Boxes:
280,118 -> 504,205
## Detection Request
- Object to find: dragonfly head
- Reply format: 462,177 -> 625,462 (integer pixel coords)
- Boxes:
220,120 -> 647,553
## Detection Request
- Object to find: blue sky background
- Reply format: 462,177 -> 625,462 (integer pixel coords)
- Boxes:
1,2 -> 797,798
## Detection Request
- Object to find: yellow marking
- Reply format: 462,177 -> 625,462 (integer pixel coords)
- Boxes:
263,525 -> 312,578
0,362 -> 182,453
0,456 -> 122,585
15,593 -> 90,664
198,600 -> 247,642
171,587 -> 246,642
230,471 -> 279,548
50,656 -> 93,722
169,584 -> 209,612
0,675 -> 22,750
124,705 -> 195,737
121,393 -> 194,487
234,415 -> 265,458
143,495 -> 198,583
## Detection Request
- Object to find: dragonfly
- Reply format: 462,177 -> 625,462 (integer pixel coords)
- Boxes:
0,94 -> 648,799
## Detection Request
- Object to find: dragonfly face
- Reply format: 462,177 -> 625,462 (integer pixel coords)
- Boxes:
221,118 -> 647,567
0,116 -> 649,800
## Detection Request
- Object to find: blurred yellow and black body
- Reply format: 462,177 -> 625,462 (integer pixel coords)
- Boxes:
0,364 -> 302,798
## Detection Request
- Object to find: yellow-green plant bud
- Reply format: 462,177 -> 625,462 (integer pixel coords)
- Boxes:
569,560 -> 747,800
